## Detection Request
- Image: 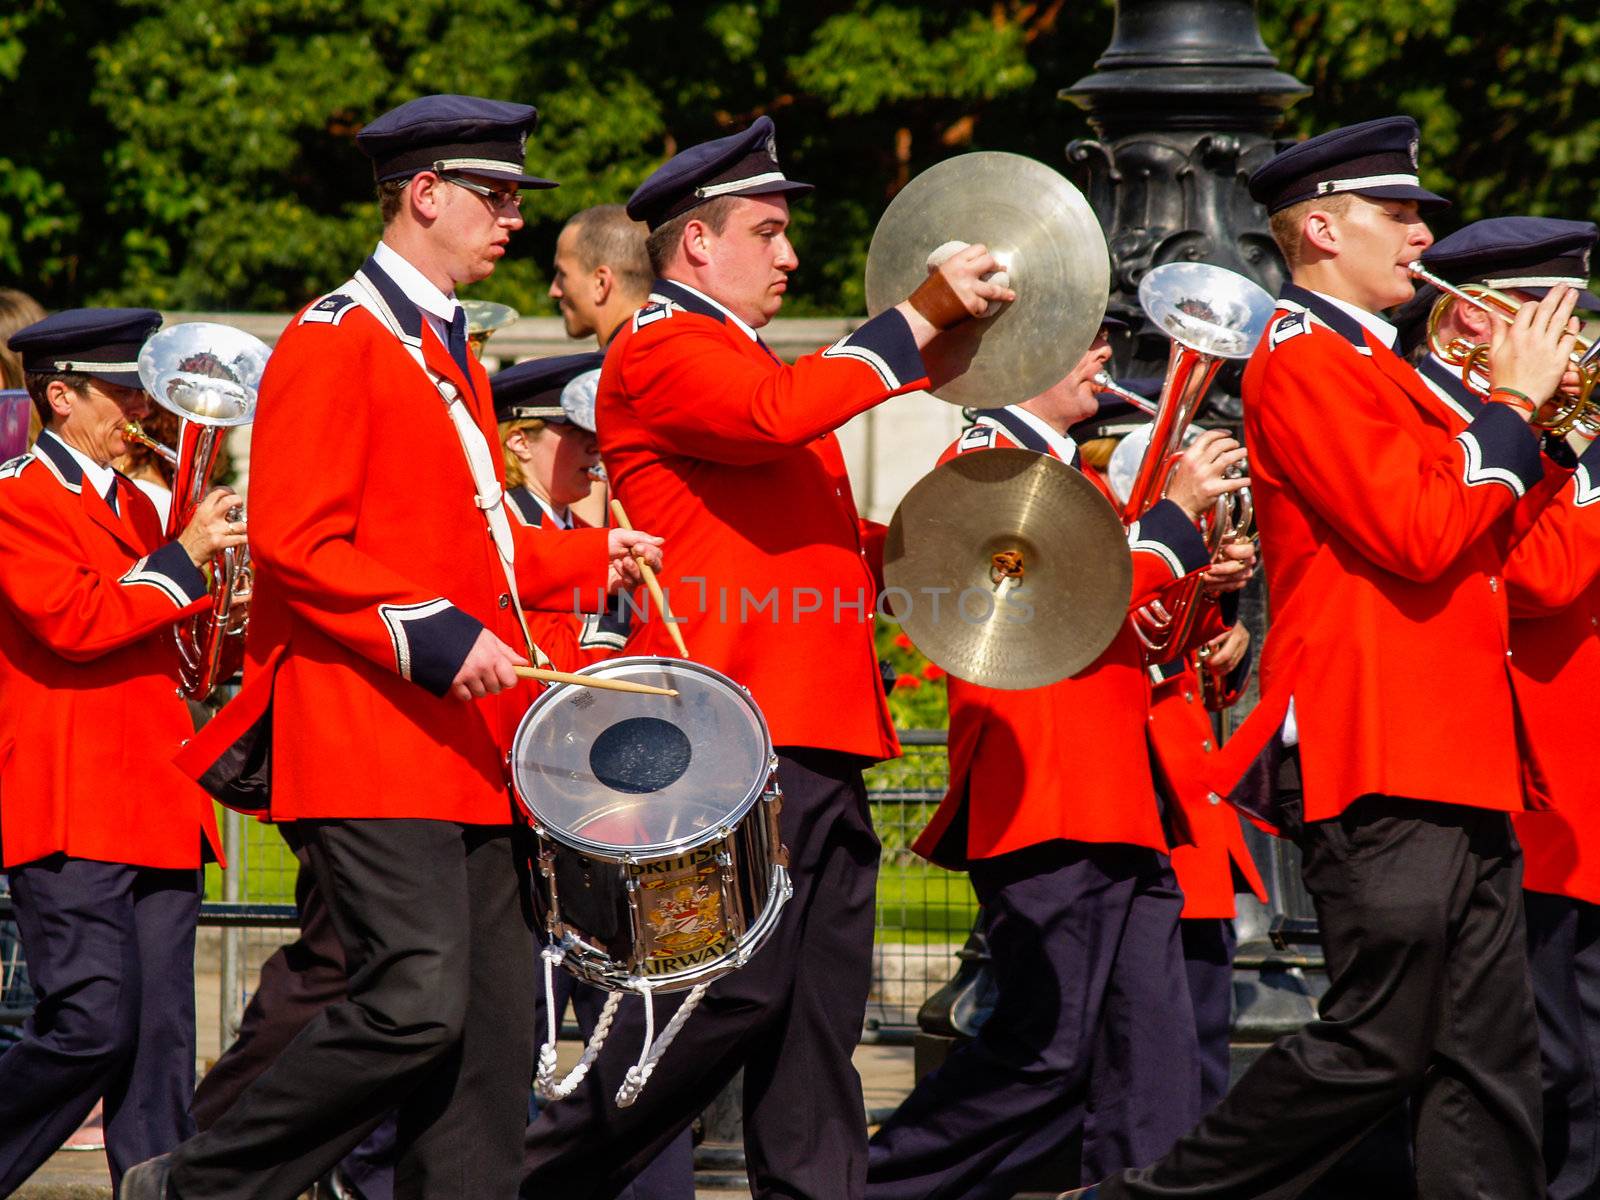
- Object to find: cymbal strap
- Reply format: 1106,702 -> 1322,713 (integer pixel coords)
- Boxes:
908,269 -> 971,331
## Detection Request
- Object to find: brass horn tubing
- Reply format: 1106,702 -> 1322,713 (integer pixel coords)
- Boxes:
1120,339 -> 1226,524
1091,372 -> 1159,418
172,422 -> 225,539
121,421 -> 178,467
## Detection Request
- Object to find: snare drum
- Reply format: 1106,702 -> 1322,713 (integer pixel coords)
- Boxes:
510,656 -> 792,995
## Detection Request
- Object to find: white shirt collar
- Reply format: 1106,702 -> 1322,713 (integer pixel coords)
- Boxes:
653,278 -> 762,345
526,489 -> 573,530
987,405 -> 1081,465
372,240 -> 459,326
1311,289 -> 1399,351
41,429 -> 117,499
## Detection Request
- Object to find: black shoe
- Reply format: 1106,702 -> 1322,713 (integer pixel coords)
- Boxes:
121,1153 -> 172,1200
1056,1187 -> 1101,1199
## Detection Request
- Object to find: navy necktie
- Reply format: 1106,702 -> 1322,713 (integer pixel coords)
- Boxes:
103,479 -> 118,515
446,308 -> 476,394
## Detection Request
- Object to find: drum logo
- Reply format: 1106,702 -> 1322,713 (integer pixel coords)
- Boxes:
636,847 -> 730,975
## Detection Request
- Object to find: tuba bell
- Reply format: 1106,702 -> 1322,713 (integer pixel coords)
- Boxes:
1118,262 -> 1274,656
127,322 -> 270,702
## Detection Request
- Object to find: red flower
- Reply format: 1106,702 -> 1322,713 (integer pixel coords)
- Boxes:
893,674 -> 923,691
894,633 -> 914,651
921,663 -> 947,682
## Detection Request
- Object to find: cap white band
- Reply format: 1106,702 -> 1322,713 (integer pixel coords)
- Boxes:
51,359 -> 140,373
693,171 -> 788,200
432,157 -> 522,175
1482,275 -> 1589,290
1314,172 -> 1422,196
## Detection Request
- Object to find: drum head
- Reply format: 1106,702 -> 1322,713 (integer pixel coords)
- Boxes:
511,658 -> 773,859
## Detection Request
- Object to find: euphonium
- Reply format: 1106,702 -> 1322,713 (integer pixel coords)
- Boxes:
1409,260 -> 1600,439
132,322 -> 271,701
1118,262 -> 1274,656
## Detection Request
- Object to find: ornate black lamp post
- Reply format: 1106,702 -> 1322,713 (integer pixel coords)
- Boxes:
1062,0 -> 1308,389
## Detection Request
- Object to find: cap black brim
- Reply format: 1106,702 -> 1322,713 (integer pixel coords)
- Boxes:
462,167 -> 559,189
86,368 -> 146,390
729,179 -> 814,202
1354,183 -> 1450,213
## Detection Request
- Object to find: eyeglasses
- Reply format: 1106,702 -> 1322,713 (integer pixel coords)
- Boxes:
439,174 -> 524,210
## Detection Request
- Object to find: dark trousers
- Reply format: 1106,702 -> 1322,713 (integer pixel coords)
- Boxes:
0,856 -> 200,1195
1181,918 -> 1238,1111
866,841 -> 1199,1199
190,825 -> 345,1131
1525,890 -> 1600,1200
168,819 -> 535,1200
522,748 -> 881,1200
532,973 -> 697,1200
1100,797 -> 1544,1200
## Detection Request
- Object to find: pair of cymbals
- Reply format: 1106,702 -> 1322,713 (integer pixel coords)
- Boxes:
864,151 -> 1110,410
884,449 -> 1132,690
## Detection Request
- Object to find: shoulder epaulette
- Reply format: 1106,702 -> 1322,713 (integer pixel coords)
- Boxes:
0,452 -> 35,481
299,293 -> 359,326
631,302 -> 674,333
1267,311 -> 1310,349
955,425 -> 1000,454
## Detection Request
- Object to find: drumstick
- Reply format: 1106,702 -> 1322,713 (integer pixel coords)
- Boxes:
514,665 -> 677,697
610,499 -> 690,659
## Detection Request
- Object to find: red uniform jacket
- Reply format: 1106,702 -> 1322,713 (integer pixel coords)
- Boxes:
1413,355 -> 1600,903
597,278 -> 929,759
1214,285 -> 1552,826
1149,659 -> 1268,919
507,489 -> 631,672
911,410 -> 1215,868
0,431 -> 222,868
235,254 -> 610,824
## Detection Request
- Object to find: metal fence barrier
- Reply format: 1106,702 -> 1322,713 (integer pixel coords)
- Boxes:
0,731 -> 964,1050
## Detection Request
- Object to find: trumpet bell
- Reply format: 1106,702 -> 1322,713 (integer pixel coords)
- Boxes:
137,322 -> 271,427
460,299 -> 520,339
883,448 -> 1132,690
864,151 -> 1110,410
1138,262 -> 1276,362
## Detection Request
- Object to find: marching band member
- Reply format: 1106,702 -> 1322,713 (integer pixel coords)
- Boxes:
0,308 -> 243,1194
521,115 -> 1012,1200
1408,216 -> 1600,1200
548,204 -> 654,348
1065,116 -> 1578,1200
1148,626 -> 1269,1111
126,94 -> 661,1200
865,325 -> 1254,1200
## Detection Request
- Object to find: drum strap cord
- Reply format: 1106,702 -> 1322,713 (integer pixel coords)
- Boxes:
533,944 -> 710,1108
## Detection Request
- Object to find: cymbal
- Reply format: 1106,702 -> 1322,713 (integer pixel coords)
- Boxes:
883,448 -> 1132,690
461,299 -> 521,337
864,152 -> 1109,410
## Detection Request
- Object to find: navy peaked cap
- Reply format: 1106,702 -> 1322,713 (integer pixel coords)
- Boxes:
8,307 -> 162,389
626,116 -> 813,231
1422,217 -> 1600,309
492,352 -> 605,430
357,94 -> 555,188
1249,116 -> 1448,215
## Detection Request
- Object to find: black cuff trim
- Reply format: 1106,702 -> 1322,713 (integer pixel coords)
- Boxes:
378,600 -> 484,696
821,309 -> 926,391
120,541 -> 208,607
1457,404 -> 1542,497
1129,499 -> 1210,577
1573,438 -> 1600,508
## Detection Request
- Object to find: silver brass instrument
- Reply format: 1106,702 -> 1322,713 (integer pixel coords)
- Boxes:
129,322 -> 270,701
1092,371 -> 1158,417
1119,262 -> 1273,656
863,151 -> 1110,409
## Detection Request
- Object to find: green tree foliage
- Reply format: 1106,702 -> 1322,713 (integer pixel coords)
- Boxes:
0,1 -> 1593,315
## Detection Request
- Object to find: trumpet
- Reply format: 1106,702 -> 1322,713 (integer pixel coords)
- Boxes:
1117,262 -> 1273,656
133,322 -> 270,702
1408,260 -> 1600,438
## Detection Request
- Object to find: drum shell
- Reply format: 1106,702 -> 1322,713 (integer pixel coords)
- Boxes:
533,776 -> 789,994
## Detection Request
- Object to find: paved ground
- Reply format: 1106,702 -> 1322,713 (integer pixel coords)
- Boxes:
19,1042 -> 920,1199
